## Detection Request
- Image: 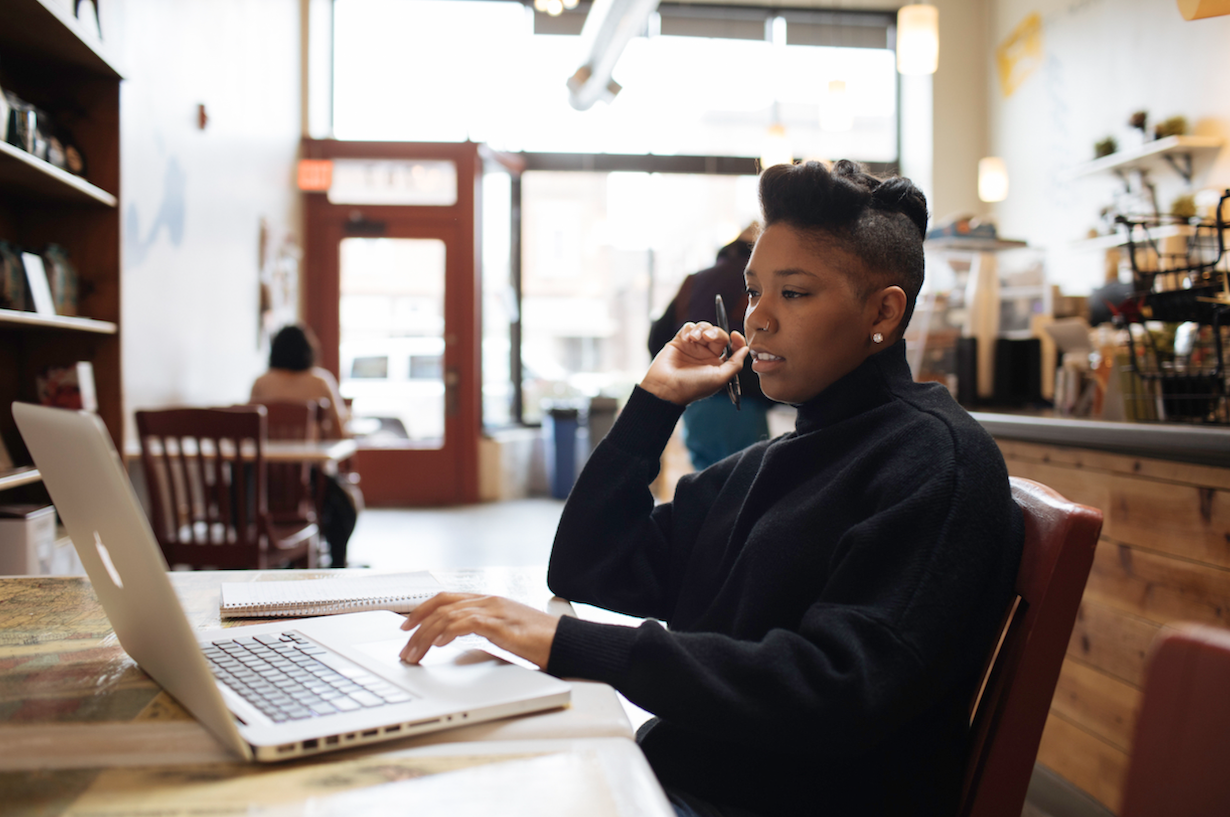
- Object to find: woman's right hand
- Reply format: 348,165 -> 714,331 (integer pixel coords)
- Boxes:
639,322 -> 749,406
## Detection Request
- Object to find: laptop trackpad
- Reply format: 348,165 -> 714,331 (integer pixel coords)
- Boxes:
353,638 -> 525,693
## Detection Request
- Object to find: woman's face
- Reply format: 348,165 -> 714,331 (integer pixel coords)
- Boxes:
743,223 -> 880,405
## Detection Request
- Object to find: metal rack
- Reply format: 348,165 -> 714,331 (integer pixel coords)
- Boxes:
1118,191 -> 1230,423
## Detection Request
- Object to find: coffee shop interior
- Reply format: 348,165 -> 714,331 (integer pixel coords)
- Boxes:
4,0 -> 1230,815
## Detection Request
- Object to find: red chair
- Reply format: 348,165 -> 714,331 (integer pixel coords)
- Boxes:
251,399 -> 322,526
135,406 -> 319,570
958,477 -> 1104,817
1120,623 -> 1230,817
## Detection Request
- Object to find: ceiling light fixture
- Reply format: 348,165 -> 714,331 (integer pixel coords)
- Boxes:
1177,0 -> 1230,19
566,0 -> 661,110
978,157 -> 1009,203
822,80 -> 854,133
896,3 -> 939,75
760,122 -> 792,171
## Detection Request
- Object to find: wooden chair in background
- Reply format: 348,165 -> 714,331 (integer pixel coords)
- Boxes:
134,406 -> 319,570
1119,622 -> 1230,817
253,399 -> 322,526
958,476 -> 1104,817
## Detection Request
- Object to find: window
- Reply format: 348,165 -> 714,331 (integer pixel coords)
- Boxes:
334,1 -> 898,163
333,0 -> 899,426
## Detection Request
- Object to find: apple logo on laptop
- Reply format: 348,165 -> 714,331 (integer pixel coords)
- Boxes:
93,531 -> 124,589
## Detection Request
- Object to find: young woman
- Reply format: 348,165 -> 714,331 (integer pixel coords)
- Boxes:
251,324 -> 358,568
399,161 -> 1023,817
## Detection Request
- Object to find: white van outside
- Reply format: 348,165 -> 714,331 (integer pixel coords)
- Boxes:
339,336 -> 445,444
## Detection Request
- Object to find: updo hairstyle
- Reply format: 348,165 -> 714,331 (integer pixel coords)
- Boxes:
758,160 -> 929,329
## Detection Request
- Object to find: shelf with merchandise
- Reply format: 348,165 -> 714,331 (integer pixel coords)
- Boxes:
0,308 -> 117,334
0,141 -> 117,207
0,0 -> 125,465
1062,135 -> 1224,185
0,466 -> 41,492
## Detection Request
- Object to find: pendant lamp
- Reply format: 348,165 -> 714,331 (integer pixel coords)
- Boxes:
897,4 -> 939,75
1177,0 -> 1230,19
978,157 -> 1009,203
760,124 -> 792,170
822,80 -> 854,133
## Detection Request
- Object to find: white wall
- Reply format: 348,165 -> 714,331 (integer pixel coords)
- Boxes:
987,0 -> 1230,295
931,0 -> 991,224
103,0 -> 303,428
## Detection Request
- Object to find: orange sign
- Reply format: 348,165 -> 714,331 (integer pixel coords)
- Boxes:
297,159 -> 333,192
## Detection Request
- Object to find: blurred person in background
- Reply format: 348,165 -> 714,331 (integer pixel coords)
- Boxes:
252,324 -> 360,568
649,224 -> 772,470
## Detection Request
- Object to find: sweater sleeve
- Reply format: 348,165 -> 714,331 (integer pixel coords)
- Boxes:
547,385 -> 737,621
548,420 -> 1021,755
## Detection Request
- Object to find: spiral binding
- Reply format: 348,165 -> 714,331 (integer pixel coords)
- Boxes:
223,591 -> 436,617
219,572 -> 443,618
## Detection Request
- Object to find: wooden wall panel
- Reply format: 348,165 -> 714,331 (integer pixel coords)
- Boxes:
1050,659 -> 1140,751
1000,457 -> 1230,568
1036,713 -> 1128,815
1084,540 -> 1230,630
997,439 -> 1230,491
996,436 -> 1230,815
1067,600 -> 1161,687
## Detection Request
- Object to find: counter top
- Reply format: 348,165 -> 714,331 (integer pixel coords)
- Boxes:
972,411 -> 1230,468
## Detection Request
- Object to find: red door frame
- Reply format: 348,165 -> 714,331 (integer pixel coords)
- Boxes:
302,140 -> 482,506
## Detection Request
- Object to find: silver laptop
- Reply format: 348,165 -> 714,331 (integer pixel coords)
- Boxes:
12,402 -> 571,762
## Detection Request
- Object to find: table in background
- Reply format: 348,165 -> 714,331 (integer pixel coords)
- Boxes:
0,567 -> 651,814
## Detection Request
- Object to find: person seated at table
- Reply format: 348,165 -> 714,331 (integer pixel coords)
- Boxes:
251,323 -> 358,568
397,160 -> 1024,817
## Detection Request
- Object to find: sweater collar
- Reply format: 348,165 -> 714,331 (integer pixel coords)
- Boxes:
793,339 -> 912,434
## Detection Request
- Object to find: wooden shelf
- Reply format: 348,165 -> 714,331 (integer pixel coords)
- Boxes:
0,141 -> 118,207
1061,135 -> 1224,183
0,467 -> 42,492
0,309 -> 117,334
1070,224 -> 1188,252
0,0 -> 124,458
925,236 -> 1029,252
0,0 -> 121,78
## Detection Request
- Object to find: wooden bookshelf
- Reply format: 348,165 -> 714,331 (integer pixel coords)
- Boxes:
0,466 -> 41,492
0,141 -> 118,206
0,308 -> 117,334
0,0 -> 123,492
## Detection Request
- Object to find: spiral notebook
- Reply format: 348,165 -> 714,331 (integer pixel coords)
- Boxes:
220,571 -> 445,618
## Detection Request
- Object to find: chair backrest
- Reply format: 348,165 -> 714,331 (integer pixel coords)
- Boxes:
959,476 -> 1104,817
252,400 -> 321,522
135,406 -> 270,569
259,399 -> 321,443
1120,623 -> 1230,817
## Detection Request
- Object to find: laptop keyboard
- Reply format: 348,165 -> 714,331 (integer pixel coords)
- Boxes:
203,632 -> 412,723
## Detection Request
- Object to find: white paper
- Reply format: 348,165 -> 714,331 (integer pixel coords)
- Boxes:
21,253 -> 55,316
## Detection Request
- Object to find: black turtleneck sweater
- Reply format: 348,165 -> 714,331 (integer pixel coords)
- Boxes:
546,341 -> 1023,816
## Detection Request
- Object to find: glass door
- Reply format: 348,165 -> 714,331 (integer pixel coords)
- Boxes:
303,141 -> 482,506
339,237 -> 447,448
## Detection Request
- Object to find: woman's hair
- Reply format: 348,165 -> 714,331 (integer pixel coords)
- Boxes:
758,160 -> 928,328
269,324 -> 318,372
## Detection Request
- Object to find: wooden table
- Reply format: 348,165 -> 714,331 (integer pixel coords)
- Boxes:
0,567 -> 649,814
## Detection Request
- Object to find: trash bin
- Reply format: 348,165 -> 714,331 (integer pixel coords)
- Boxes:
543,404 -> 581,499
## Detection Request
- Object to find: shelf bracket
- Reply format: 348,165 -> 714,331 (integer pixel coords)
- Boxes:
1163,151 -> 1195,184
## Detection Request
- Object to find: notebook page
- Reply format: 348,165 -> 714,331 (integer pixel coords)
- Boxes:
220,571 -> 444,613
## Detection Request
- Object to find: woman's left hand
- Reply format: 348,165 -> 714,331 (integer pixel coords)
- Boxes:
399,593 -> 561,668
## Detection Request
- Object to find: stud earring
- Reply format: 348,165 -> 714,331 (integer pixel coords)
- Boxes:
872,332 -> 884,344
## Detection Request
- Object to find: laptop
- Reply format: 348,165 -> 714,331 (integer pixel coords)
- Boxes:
12,402 -> 571,762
